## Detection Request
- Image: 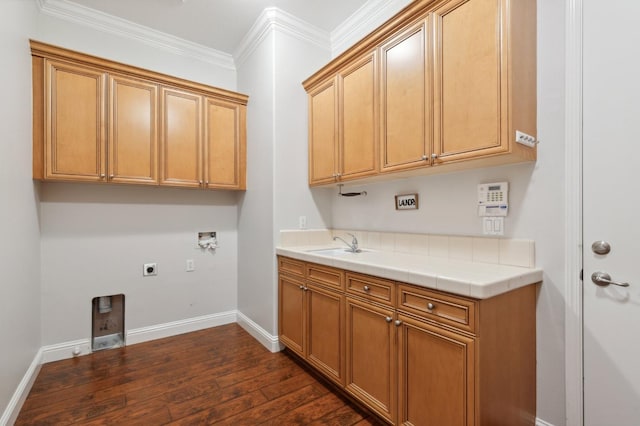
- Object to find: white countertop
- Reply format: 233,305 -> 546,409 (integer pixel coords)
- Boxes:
276,244 -> 543,299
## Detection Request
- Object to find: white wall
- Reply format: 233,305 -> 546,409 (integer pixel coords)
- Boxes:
237,31 -> 277,334
328,0 -> 567,424
32,8 -> 242,347
0,0 -> 42,420
237,17 -> 334,336
40,184 -> 239,345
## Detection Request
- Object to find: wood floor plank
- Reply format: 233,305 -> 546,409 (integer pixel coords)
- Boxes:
16,323 -> 382,425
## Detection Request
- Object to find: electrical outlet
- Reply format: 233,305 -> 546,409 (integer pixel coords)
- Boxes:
515,130 -> 537,148
143,263 -> 157,276
299,216 -> 307,229
186,259 -> 195,272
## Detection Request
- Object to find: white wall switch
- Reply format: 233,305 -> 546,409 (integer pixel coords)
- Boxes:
299,216 -> 307,229
186,259 -> 195,272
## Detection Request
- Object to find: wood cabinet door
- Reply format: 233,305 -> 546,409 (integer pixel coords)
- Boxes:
306,283 -> 345,386
203,97 -> 246,189
345,297 -> 396,423
433,0 -> 508,162
160,87 -> 202,187
278,274 -> 306,357
397,314 -> 475,426
380,19 -> 431,173
109,74 -> 158,185
308,78 -> 338,185
45,60 -> 106,181
339,52 -> 378,180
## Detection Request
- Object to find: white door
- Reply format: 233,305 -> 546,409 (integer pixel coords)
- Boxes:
583,1 -> 640,424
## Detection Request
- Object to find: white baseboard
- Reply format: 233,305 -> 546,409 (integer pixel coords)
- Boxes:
126,310 -> 237,346
41,338 -> 92,364
0,348 -> 43,426
236,311 -> 282,353
536,418 -> 555,426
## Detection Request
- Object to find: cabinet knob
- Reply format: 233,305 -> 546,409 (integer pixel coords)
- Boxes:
427,302 -> 435,310
299,285 -> 304,290
303,287 -> 309,292
199,180 -> 203,185
431,153 -> 438,160
99,174 -> 105,179
385,316 -> 392,323
421,155 -> 428,161
394,320 -> 403,326
109,174 -> 114,179
363,285 -> 370,292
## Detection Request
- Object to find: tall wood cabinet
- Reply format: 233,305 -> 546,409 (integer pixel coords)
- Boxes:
278,256 -> 537,425
31,40 -> 247,190
303,0 -> 536,186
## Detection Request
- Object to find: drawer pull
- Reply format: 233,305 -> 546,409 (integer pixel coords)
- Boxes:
427,302 -> 435,310
299,285 -> 304,290
363,285 -> 370,292
395,320 -> 403,327
385,316 -> 392,323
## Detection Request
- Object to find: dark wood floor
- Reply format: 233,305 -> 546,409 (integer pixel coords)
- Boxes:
16,323 -> 383,425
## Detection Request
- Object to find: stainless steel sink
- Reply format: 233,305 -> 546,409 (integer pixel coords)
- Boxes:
306,248 -> 367,256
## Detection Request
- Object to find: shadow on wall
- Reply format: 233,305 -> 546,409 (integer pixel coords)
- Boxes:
38,182 -> 240,237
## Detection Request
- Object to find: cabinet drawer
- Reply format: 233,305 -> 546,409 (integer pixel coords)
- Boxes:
278,256 -> 305,278
306,263 -> 344,291
397,284 -> 476,334
346,272 -> 395,306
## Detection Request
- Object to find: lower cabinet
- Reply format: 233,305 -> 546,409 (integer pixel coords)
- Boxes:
278,256 -> 537,425
278,258 -> 345,386
397,313 -> 475,426
345,296 -> 396,423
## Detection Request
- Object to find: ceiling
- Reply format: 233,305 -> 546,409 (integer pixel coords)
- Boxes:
68,0 -> 372,54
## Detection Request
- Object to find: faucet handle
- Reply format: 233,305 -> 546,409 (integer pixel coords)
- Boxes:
346,232 -> 358,245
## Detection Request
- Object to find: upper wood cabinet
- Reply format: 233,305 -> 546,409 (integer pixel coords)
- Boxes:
40,59 -> 107,182
160,87 -> 202,188
31,40 -> 248,190
380,19 -> 431,173
203,98 -> 246,189
303,0 -> 536,186
307,52 -> 378,185
109,74 -> 158,185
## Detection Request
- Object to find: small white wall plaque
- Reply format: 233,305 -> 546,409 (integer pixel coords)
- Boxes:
395,193 -> 418,210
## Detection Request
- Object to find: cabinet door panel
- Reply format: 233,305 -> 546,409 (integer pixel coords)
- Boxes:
279,275 -> 306,356
307,284 -> 345,385
345,297 -> 395,422
160,87 -> 202,187
204,98 -> 245,189
308,79 -> 338,185
109,75 -> 158,184
434,0 -> 505,160
398,314 -> 475,426
45,60 -> 106,181
381,20 -> 430,172
340,53 -> 377,179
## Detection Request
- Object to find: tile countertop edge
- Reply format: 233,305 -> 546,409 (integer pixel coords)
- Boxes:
276,246 -> 543,300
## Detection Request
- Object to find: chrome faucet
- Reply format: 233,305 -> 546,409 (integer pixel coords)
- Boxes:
333,233 -> 360,253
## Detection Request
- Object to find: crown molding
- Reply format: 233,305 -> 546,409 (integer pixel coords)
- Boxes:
234,7 -> 330,68
36,0 -> 235,70
331,0 -> 412,57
